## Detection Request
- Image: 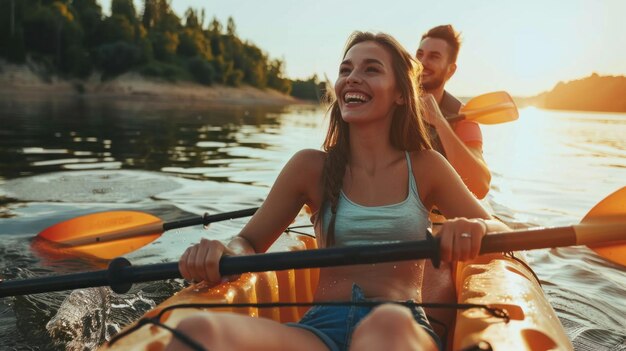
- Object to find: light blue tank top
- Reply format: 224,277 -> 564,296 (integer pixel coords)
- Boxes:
319,152 -> 431,247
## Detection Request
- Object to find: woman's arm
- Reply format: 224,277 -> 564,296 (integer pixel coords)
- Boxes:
413,150 -> 509,261
235,149 -> 325,253
179,149 -> 325,284
422,94 -> 491,199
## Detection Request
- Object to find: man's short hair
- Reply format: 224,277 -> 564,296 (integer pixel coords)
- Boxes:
421,25 -> 462,63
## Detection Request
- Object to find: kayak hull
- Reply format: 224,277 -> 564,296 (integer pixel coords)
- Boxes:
99,232 -> 572,350
454,253 -> 571,350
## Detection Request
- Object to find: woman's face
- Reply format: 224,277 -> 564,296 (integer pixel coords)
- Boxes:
335,41 -> 402,124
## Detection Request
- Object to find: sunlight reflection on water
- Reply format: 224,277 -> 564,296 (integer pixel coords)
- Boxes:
483,107 -> 626,226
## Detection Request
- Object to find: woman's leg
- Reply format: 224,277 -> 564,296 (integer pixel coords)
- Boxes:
164,311 -> 330,351
422,261 -> 456,343
349,304 -> 439,351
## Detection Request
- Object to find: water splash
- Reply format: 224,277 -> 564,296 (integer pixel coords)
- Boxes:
46,287 -> 157,351
46,288 -> 111,350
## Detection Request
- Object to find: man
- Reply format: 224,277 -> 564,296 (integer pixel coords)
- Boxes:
417,25 -> 492,348
417,25 -> 491,199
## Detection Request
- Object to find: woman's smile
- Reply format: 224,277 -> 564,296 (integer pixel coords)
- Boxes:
343,91 -> 371,104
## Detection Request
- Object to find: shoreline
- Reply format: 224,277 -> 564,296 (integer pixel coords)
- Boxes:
0,62 -> 305,106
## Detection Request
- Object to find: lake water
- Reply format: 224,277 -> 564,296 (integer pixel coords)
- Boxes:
0,94 -> 624,350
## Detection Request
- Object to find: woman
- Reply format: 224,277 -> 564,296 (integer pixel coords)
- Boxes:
167,31 -> 509,351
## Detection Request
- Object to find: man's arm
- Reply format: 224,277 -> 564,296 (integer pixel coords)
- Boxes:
422,95 -> 491,199
434,121 -> 491,198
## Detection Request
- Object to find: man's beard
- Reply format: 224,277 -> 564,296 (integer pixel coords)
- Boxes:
421,74 -> 446,92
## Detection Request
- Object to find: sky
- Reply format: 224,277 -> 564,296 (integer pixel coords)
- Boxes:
101,0 -> 626,97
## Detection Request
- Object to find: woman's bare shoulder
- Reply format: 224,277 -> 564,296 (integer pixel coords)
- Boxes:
409,149 -> 449,169
283,149 -> 327,181
290,149 -> 326,168
408,149 -> 456,207
293,148 -> 326,160
286,149 -> 326,210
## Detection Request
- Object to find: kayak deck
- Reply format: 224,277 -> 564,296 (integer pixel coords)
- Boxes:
454,252 -> 571,350
100,232 -> 572,351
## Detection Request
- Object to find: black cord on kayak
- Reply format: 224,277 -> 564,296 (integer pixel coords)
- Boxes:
108,317 -> 207,351
284,224 -> 315,237
504,251 -> 543,287
286,224 -> 313,230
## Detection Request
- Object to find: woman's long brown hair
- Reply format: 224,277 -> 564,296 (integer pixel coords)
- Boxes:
320,32 -> 432,247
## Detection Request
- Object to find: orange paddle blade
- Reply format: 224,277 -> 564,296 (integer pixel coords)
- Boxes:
31,234 -> 162,261
583,187 -> 626,266
36,211 -> 164,260
461,91 -> 519,124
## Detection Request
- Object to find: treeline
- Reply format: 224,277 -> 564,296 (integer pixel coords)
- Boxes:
0,0 -> 322,100
534,73 -> 626,113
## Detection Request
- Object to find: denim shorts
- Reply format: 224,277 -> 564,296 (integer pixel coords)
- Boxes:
287,284 -> 442,351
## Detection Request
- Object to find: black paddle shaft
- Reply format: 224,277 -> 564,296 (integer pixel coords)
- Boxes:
0,225 -> 584,298
163,207 -> 258,231
0,236 -> 440,298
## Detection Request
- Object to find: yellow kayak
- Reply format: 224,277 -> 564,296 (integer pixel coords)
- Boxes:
99,231 -> 572,351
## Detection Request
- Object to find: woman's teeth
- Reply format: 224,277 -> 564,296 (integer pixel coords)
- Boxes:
344,92 -> 370,104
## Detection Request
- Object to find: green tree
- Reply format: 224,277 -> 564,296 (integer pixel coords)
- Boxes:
134,23 -> 153,63
22,4 -> 61,56
187,56 -> 215,85
208,55 -> 228,84
142,0 -> 157,29
184,8 -> 201,29
98,14 -> 135,44
63,44 -> 92,77
150,30 -> 178,61
208,17 -> 223,34
96,41 -> 141,78
0,0 -> 302,91
21,2 -> 83,73
72,0 -> 103,49
0,0 -> 27,62
290,75 -> 321,101
267,59 -> 291,94
226,16 -> 236,36
226,68 -> 244,86
177,28 -> 211,59
111,0 -> 136,23
241,44 -> 267,87
245,60 -> 267,87
154,0 -> 179,32
221,33 -> 243,62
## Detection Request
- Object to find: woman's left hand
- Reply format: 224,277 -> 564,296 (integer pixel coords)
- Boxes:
438,217 -> 488,262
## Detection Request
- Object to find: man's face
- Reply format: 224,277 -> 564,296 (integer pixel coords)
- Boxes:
416,38 -> 455,91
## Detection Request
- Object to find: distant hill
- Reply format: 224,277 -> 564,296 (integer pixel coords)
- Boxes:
530,74 -> 626,113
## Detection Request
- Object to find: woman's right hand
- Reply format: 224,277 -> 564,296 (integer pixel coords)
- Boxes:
437,217 -> 488,262
179,238 -> 237,285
